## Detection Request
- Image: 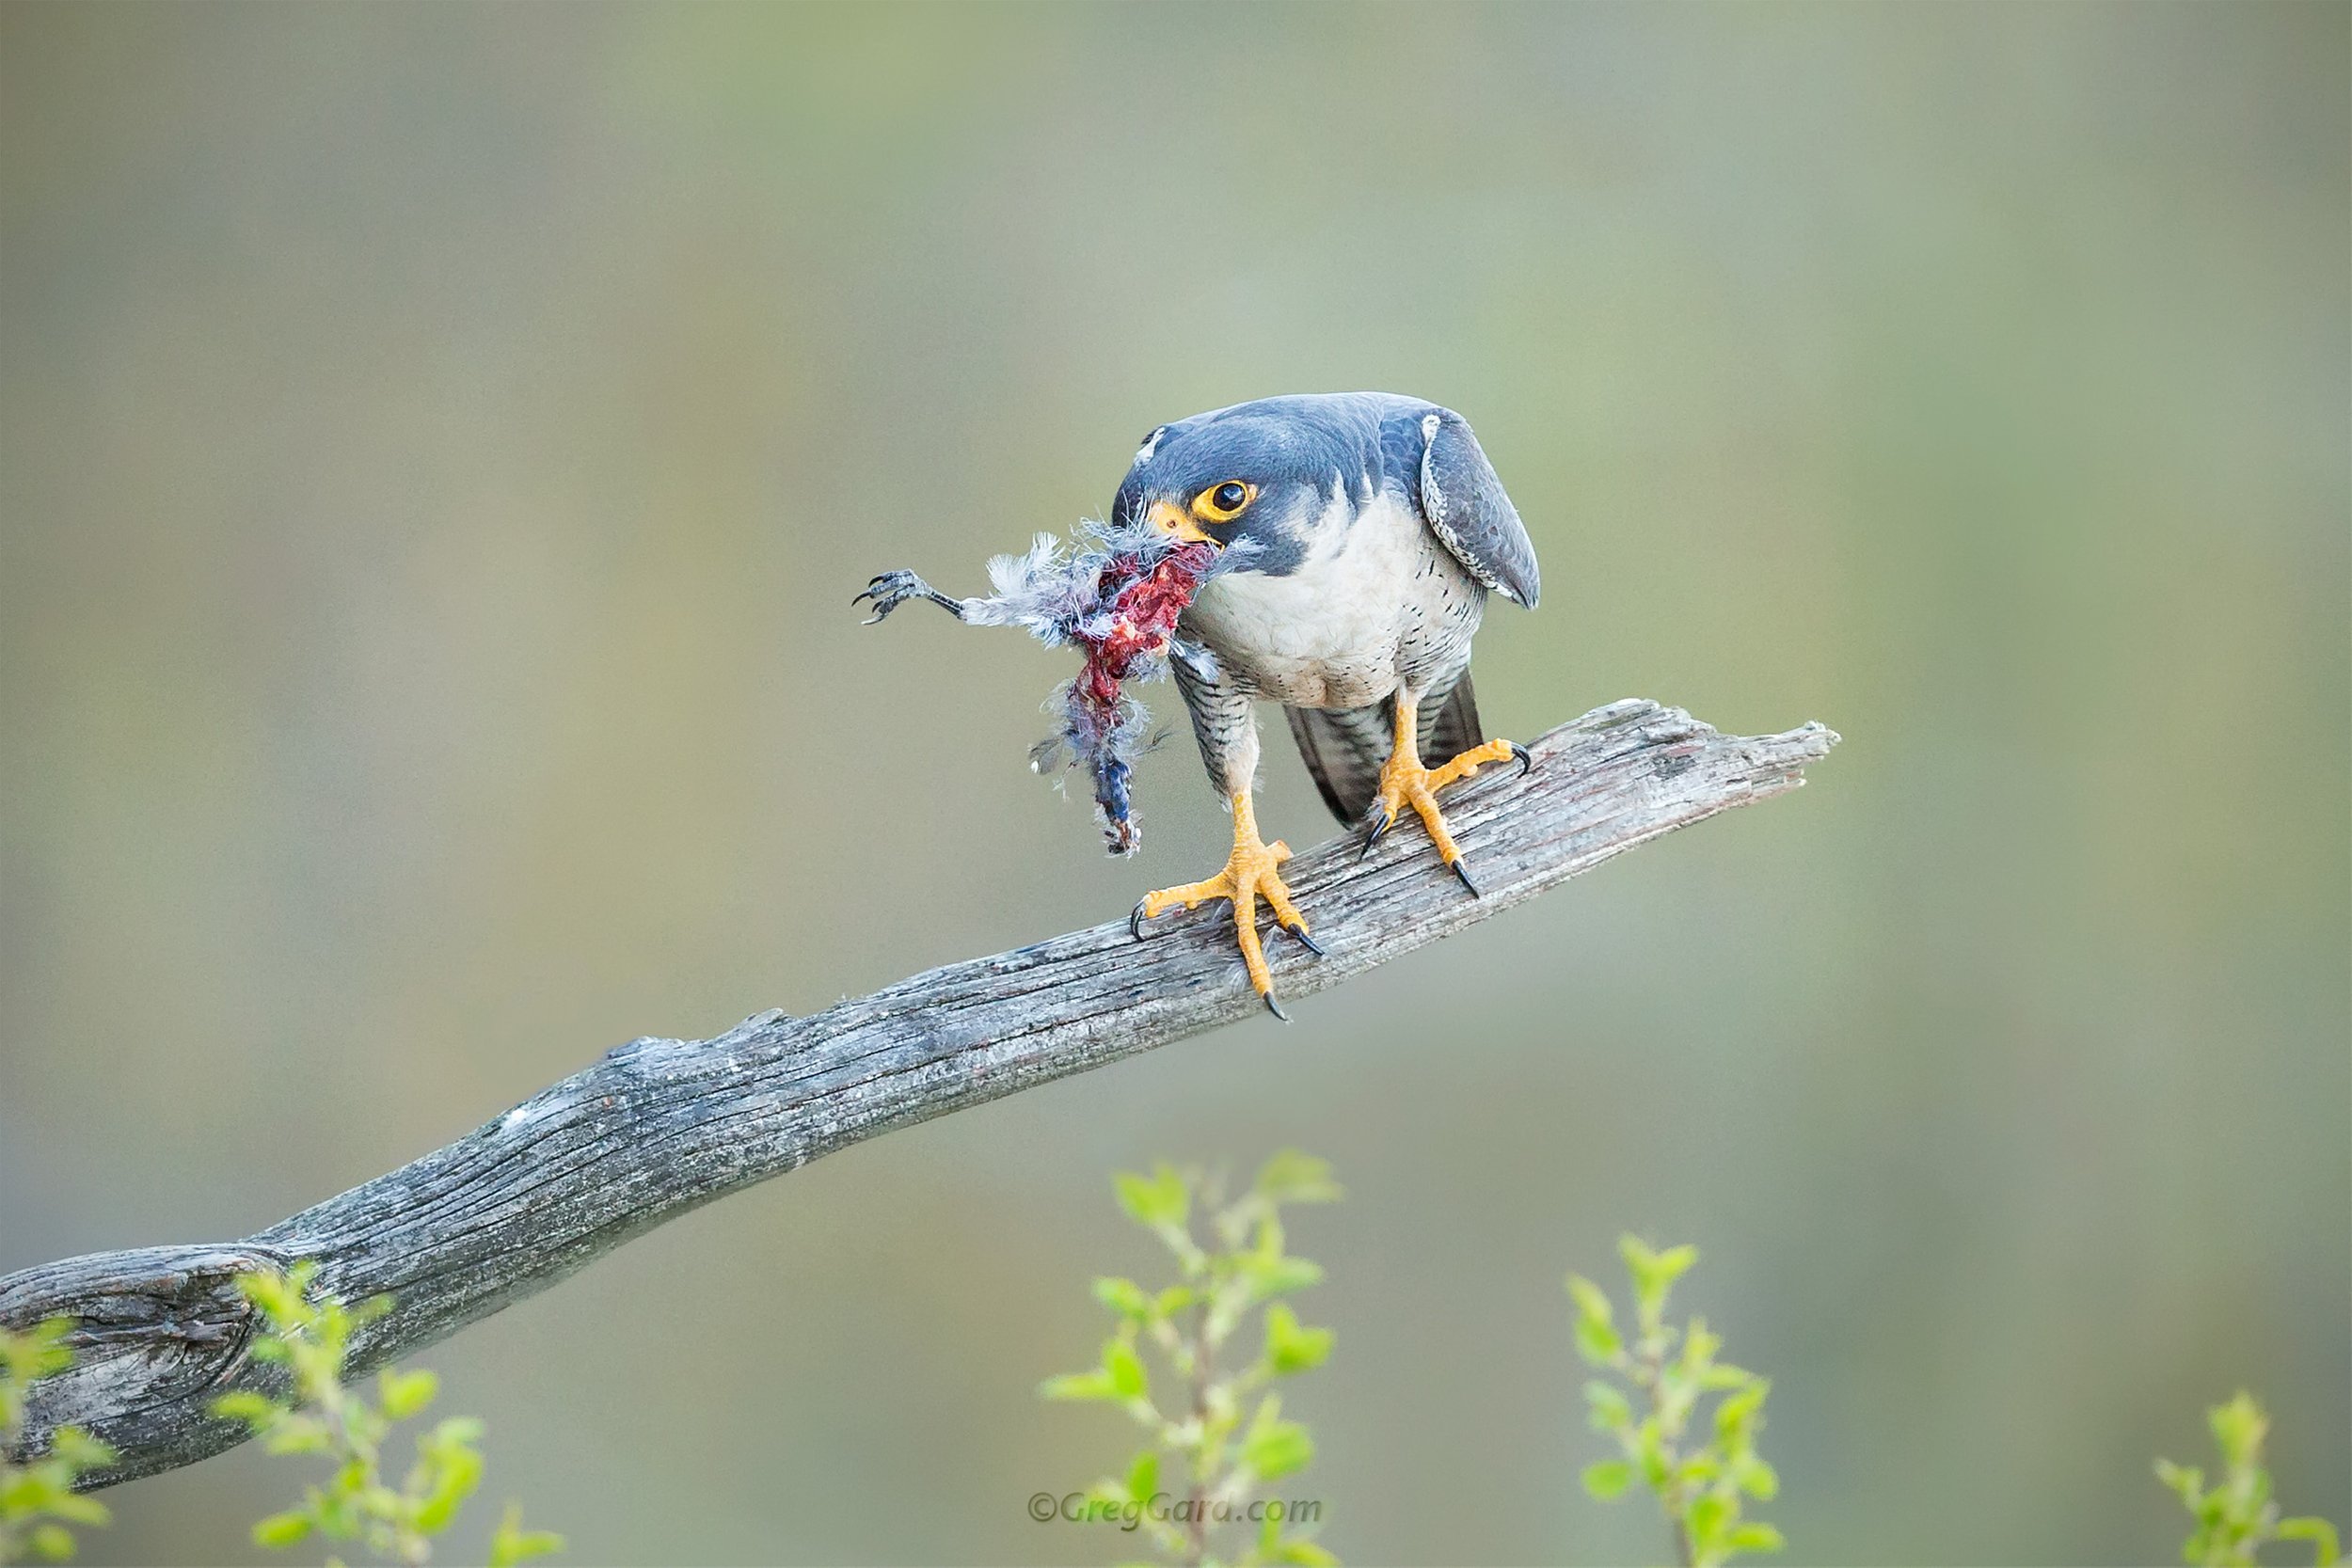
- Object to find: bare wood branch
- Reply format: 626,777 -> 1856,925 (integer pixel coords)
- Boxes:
0,699 -> 1836,1488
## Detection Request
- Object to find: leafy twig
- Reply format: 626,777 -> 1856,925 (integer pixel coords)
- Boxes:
1570,1238 -> 1783,1568
0,1320 -> 116,1564
210,1263 -> 561,1567
2155,1391 -> 2341,1567
1042,1151 -> 1341,1566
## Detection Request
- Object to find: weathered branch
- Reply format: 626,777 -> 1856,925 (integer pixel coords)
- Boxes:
1,699 -> 1836,1488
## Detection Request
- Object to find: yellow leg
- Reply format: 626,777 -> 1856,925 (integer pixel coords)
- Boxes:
1363,695 -> 1531,895
1130,789 -> 1321,1018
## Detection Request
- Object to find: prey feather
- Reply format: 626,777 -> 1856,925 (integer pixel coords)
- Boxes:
857,519 -> 1248,855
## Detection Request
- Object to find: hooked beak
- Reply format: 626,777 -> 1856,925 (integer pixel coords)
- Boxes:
1146,499 -> 1217,546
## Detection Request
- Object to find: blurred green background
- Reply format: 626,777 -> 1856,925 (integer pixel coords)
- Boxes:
2,4 -> 2344,1563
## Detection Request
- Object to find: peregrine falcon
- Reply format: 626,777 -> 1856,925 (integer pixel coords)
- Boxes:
864,391 -> 1539,1017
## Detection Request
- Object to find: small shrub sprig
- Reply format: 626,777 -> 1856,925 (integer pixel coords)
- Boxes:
1041,1150 -> 1342,1567
2154,1391 -> 2341,1567
209,1263 -> 560,1567
0,1320 -> 116,1563
1570,1237 -> 1783,1568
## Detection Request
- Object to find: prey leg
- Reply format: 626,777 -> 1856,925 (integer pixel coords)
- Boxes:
853,570 -> 969,625
1130,789 -> 1320,1019
1360,693 -> 1534,895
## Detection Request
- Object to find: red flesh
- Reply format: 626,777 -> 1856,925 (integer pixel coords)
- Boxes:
1075,541 -> 1218,705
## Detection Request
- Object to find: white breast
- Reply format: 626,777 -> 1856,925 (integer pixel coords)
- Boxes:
1183,490 -> 1472,708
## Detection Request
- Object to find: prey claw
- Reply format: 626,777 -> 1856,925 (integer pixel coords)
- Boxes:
1452,859 -> 1483,897
854,570 -> 966,626
1511,741 -> 1534,776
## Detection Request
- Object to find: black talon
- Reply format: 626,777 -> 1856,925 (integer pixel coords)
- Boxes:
1285,925 -> 1326,957
1359,809 -> 1393,860
1129,898 -> 1152,940
1511,741 -> 1534,777
1452,858 -> 1483,898
1263,990 -> 1290,1022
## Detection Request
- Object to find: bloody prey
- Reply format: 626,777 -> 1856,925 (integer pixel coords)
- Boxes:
855,520 -> 1244,854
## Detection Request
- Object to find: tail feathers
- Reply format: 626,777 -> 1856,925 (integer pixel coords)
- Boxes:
1284,703 -> 1390,826
1284,674 -> 1484,828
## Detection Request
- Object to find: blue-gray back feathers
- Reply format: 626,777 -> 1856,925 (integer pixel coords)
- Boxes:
1112,392 -> 1540,607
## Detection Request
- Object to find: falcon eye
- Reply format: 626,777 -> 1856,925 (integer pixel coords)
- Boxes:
1194,480 -> 1256,522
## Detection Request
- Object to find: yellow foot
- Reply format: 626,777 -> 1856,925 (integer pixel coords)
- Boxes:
1362,705 -> 1534,895
1129,791 -> 1323,1019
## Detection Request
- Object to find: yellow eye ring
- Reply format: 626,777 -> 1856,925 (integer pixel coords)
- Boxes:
1192,480 -> 1256,523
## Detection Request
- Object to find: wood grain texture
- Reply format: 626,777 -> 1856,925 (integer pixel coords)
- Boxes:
0,699 -> 1836,1488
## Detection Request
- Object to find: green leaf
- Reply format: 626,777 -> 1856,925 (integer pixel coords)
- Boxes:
488,1501 -> 565,1566
26,1523 -> 77,1561
1733,1455 -> 1780,1501
1263,1304 -> 1334,1375
1677,1449 -> 1723,1488
1583,1379 -> 1635,1433
1242,1256 -> 1325,1303
1269,1539 -> 1340,1565
1091,1277 -> 1154,1319
2207,1391 -> 2265,1467
1241,1397 -> 1315,1481
1040,1370 -> 1119,1402
40,1493 -> 108,1528
1102,1338 -> 1149,1401
252,1511 -> 316,1548
1726,1522 -> 1787,1556
1253,1150 -> 1343,1206
425,1415 -> 485,1448
1124,1449 -> 1159,1505
2,1470 -> 53,1513
1113,1167 -> 1189,1231
1715,1380 -> 1769,1443
1581,1459 -> 1634,1499
1621,1237 -> 1698,1326
2277,1516 -> 2341,1567
2,1320 -> 75,1386
1565,1274 -> 1614,1327
2153,1458 -> 2202,1506
412,1440 -> 485,1532
377,1367 -> 439,1421
1566,1275 -> 1622,1365
1242,1419 -> 1315,1481
1635,1418 -> 1671,1490
48,1426 -> 116,1469
260,1415 -> 333,1456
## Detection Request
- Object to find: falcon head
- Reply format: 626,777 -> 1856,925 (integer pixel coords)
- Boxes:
1106,392 -> 1539,606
